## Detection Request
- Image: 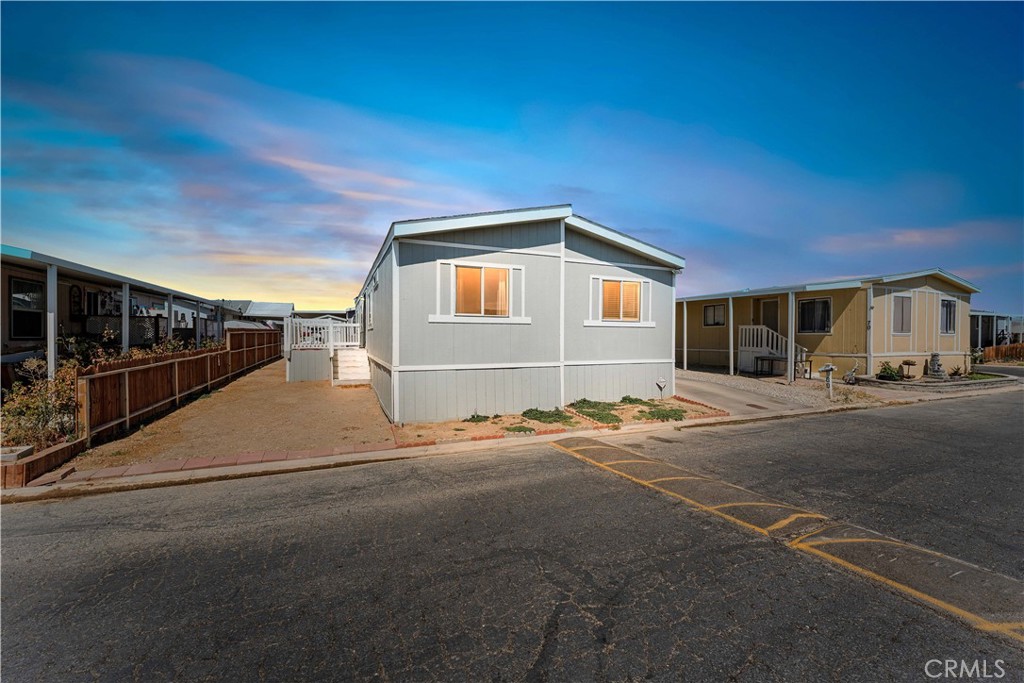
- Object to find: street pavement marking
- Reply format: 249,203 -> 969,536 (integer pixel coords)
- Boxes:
552,437 -> 1024,646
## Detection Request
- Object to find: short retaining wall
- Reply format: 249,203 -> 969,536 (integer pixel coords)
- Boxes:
855,374 -> 1018,392
1,439 -> 87,489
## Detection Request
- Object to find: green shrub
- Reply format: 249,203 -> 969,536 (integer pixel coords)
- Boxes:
504,425 -> 535,433
1,359 -> 78,450
637,407 -> 686,421
949,365 -> 963,377
569,398 -> 623,424
620,395 -> 656,407
876,361 -> 901,381
463,413 -> 490,423
521,408 -> 576,425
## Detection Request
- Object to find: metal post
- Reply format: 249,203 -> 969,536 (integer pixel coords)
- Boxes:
682,299 -> 688,370
46,264 -> 58,379
121,283 -> 130,353
728,297 -> 735,376
787,290 -> 796,383
166,294 -> 174,340
194,300 -> 202,347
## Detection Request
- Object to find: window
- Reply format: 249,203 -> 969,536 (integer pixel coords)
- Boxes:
798,298 -> 831,333
455,265 -> 508,317
940,299 -> 956,334
893,296 -> 912,334
703,304 -> 725,327
10,278 -> 45,340
601,280 -> 641,321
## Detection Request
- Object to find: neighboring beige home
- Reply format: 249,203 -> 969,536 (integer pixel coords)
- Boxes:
676,268 -> 978,380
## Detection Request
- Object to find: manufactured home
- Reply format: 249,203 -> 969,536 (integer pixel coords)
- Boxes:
354,206 -> 685,423
677,269 -> 978,380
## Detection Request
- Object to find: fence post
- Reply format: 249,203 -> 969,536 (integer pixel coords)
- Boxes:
173,358 -> 180,407
122,371 -> 130,433
77,377 -> 92,447
206,353 -> 211,392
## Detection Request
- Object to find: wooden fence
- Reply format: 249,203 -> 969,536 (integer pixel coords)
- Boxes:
76,329 -> 281,446
983,343 -> 1024,363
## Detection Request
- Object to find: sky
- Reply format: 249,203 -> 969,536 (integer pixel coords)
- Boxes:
2,2 -> 1022,312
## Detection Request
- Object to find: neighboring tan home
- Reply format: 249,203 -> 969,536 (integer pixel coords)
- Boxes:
355,205 -> 685,423
676,268 -> 978,380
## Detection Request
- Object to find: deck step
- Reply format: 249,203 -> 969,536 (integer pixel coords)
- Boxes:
332,347 -> 370,384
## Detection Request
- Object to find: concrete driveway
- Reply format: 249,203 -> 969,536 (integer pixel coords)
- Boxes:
674,368 -> 805,415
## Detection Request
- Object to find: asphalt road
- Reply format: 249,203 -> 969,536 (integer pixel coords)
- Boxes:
3,394 -> 1022,682
985,364 -> 1024,378
606,390 -> 1024,580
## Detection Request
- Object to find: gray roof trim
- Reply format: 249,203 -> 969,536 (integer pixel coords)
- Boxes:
1,243 -> 219,306
678,268 -> 980,302
565,214 -> 686,269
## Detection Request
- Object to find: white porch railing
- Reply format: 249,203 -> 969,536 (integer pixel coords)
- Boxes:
738,325 -> 807,374
284,317 -> 361,352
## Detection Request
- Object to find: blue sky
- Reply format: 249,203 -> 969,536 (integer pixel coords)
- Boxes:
2,2 -> 1021,311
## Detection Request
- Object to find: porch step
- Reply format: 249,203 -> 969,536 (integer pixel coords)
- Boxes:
333,347 -> 370,385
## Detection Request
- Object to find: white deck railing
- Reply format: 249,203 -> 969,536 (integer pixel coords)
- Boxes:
738,325 -> 807,373
284,317 -> 361,352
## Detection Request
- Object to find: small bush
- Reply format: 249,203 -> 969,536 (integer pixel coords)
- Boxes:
463,414 -> 490,423
876,361 -> 901,381
637,407 -> 686,421
569,398 -> 623,424
1,359 -> 79,450
620,395 -> 656,407
949,365 -> 963,377
504,425 -> 535,433
521,408 -> 576,425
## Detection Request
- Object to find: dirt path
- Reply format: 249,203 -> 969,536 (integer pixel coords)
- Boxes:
69,360 -> 395,470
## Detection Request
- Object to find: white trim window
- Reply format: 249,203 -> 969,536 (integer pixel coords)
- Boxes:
703,303 -> 725,327
940,298 -> 956,334
892,295 -> 912,334
428,260 -> 530,324
798,297 -> 832,334
586,276 -> 654,327
10,277 -> 45,340
366,276 -> 377,330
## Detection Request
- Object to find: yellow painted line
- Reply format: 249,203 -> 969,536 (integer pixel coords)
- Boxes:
550,442 -> 769,536
764,513 -> 828,533
710,502 -> 806,512
568,445 -> 630,453
645,476 -> 706,484
604,459 -> 656,466
789,524 -> 842,546
800,537 -> 952,559
792,541 -> 1024,645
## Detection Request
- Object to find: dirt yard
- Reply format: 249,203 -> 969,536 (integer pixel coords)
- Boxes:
393,396 -> 724,444
68,360 -> 395,470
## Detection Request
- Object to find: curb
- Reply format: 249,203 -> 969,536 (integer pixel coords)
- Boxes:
5,388 -> 1014,504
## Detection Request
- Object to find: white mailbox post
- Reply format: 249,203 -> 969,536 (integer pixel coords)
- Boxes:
819,363 -> 837,400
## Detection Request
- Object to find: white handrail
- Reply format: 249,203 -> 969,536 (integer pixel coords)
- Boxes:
739,325 -> 806,360
285,317 -> 360,351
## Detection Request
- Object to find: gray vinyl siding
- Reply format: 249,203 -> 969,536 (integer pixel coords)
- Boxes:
398,366 -> 560,423
564,362 -> 675,403
397,222 -> 561,367
565,229 -> 666,267
563,263 -> 674,363
286,348 -> 330,382
422,219 -> 562,252
369,359 -> 394,421
363,245 -> 394,367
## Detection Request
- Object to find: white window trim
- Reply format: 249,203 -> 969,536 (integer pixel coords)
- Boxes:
702,303 -> 726,328
892,294 -> 912,336
939,297 -> 957,335
428,259 -> 531,325
9,277 -> 46,340
797,296 -> 833,335
366,275 -> 377,330
585,275 -> 655,327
